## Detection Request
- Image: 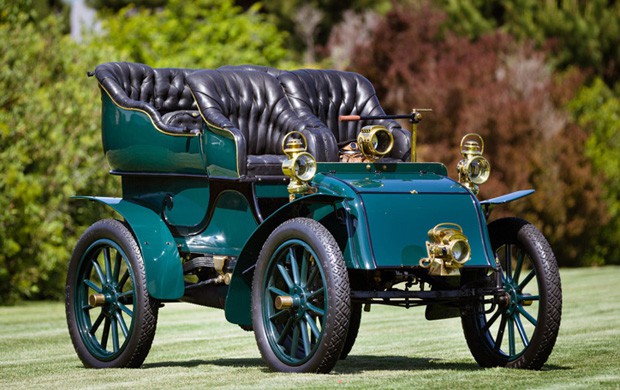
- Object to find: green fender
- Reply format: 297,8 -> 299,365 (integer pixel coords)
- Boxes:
224,193 -> 346,326
73,196 -> 185,300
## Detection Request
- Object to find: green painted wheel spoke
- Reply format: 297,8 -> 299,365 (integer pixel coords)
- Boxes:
276,264 -> 294,290
519,269 -> 536,290
494,315 -> 507,352
306,287 -> 325,300
113,251 -> 122,282
513,251 -> 525,283
290,324 -> 300,358
300,320 -> 311,356
83,279 -> 102,293
300,251 -> 309,286
482,309 -> 502,333
101,318 -> 111,349
117,270 -> 130,290
516,305 -> 538,326
90,311 -> 106,334
304,313 -> 321,338
306,302 -> 325,317
117,290 -> 134,301
111,316 -> 120,352
508,317 -> 516,357
514,314 -> 530,347
504,244 -> 513,281
117,302 -> 133,317
92,259 -> 106,285
268,286 -> 289,297
288,249 -> 300,285
518,294 -> 539,302
115,311 -> 129,338
306,265 -> 319,287
103,247 -> 113,283
277,317 -> 294,345
269,309 -> 289,321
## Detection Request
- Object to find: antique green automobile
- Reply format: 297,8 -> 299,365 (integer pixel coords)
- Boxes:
65,62 -> 562,373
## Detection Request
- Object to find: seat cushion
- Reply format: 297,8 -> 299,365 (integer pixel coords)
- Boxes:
247,154 -> 287,177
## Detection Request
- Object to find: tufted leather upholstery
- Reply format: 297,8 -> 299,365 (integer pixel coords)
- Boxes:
94,62 -> 202,134
187,69 -> 334,177
218,64 -> 284,78
278,69 -> 411,161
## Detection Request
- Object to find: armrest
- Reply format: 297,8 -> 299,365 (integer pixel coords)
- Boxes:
300,124 -> 338,162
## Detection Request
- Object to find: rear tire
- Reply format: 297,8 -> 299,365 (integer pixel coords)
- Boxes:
66,219 -> 158,368
461,218 -> 562,369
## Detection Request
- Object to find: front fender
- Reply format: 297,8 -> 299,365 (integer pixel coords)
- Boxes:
73,196 -> 184,300
224,193 -> 345,326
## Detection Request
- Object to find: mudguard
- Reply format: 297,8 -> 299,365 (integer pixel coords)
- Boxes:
73,196 -> 184,300
225,193 -> 345,326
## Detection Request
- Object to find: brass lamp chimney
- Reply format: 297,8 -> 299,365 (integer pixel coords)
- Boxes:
281,131 -> 317,201
457,133 -> 491,195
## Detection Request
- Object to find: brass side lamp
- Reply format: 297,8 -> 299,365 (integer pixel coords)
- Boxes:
281,131 -> 317,201
457,133 -> 491,195
420,223 -> 471,276
357,125 -> 394,161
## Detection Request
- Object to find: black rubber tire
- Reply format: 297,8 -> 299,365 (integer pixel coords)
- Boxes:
252,218 -> 350,373
339,302 -> 362,360
461,217 -> 562,369
66,219 -> 159,368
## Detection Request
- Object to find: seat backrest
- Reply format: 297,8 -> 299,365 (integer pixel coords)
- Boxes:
218,64 -> 284,78
187,69 -> 305,155
278,69 -> 400,143
94,62 -> 200,133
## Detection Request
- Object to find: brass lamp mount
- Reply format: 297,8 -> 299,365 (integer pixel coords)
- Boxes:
281,131 -> 317,201
457,133 -> 491,196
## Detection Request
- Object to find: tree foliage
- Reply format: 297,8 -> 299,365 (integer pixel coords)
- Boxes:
0,0 -> 290,303
568,79 -> 620,264
0,4 -> 118,303
438,0 -> 620,86
95,0 -> 289,69
346,3 -> 608,266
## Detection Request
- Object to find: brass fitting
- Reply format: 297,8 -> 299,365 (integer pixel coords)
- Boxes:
357,125 -> 394,161
281,131 -> 317,200
457,133 -> 491,195
420,223 -> 471,276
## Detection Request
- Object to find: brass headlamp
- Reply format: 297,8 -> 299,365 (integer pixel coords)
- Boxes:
357,125 -> 394,161
420,223 -> 471,276
281,131 -> 317,200
457,133 -> 490,195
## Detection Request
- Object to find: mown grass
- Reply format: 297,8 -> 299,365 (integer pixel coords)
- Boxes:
1,266 -> 619,389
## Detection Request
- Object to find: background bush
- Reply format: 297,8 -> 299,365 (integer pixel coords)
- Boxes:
1,0 -> 618,303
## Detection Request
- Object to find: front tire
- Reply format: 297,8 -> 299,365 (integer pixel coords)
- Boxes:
66,219 -> 159,368
252,218 -> 350,373
461,218 -> 562,369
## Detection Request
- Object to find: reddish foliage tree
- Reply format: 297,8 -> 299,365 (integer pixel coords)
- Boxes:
342,2 -> 607,266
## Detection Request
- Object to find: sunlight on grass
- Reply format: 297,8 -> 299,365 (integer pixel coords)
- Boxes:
1,267 -> 619,389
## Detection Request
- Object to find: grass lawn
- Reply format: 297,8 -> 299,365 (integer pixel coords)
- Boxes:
1,266 -> 619,389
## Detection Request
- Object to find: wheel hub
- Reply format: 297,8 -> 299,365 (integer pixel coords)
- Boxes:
504,280 -> 520,316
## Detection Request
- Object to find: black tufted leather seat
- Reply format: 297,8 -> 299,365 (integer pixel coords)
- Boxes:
94,62 -> 203,134
217,64 -> 284,78
278,69 -> 411,161
187,69 -> 334,177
